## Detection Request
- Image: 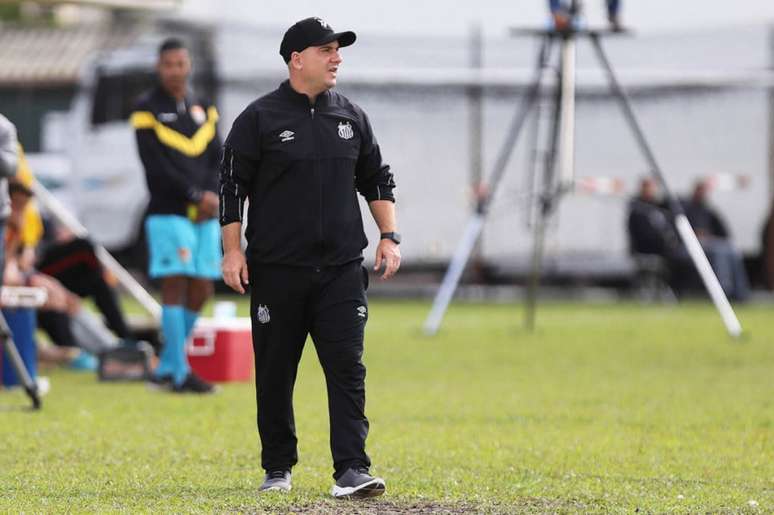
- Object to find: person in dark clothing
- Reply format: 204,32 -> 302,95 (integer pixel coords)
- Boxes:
36,221 -> 130,339
549,0 -> 622,31
681,180 -> 749,301
627,178 -> 677,257
626,177 -> 690,295
219,17 -> 399,498
762,199 -> 774,290
131,38 -> 222,394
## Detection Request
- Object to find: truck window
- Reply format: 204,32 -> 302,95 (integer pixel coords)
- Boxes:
90,68 -> 156,126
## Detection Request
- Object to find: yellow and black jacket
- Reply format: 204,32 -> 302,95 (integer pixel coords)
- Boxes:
131,86 -> 221,217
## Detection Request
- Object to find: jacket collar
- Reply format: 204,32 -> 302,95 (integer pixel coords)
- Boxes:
279,80 -> 330,108
154,84 -> 192,107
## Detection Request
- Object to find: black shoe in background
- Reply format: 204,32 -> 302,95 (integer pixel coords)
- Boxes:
172,372 -> 217,394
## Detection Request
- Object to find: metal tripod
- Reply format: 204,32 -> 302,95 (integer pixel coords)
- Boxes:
423,24 -> 743,339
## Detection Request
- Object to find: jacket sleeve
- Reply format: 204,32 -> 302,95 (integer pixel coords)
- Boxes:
131,109 -> 204,203
354,110 -> 395,203
205,119 -> 223,193
0,115 -> 19,178
219,107 -> 260,226
710,209 -> 729,239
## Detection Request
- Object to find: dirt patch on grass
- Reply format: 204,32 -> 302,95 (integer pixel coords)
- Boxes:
245,497 -> 595,514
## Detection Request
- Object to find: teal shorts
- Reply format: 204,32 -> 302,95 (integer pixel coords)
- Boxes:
145,215 -> 221,280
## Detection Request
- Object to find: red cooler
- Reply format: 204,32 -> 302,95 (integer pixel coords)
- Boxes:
186,317 -> 254,382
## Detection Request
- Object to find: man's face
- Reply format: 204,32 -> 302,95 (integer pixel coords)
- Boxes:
640,178 -> 657,201
10,191 -> 30,214
693,182 -> 709,203
157,48 -> 191,93
295,41 -> 343,91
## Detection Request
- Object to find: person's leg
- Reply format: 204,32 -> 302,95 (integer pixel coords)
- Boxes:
250,263 -> 311,473
702,239 -> 735,295
37,309 -> 79,347
717,240 -> 751,301
145,215 -> 197,384
156,276 -> 188,381
91,277 -> 131,338
183,218 -> 221,339
309,262 -> 371,480
183,278 -> 213,339
37,239 -> 131,338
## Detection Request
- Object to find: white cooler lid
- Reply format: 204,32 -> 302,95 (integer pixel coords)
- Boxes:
193,317 -> 253,331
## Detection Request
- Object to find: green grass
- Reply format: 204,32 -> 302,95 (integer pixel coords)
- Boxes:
1,300 -> 773,513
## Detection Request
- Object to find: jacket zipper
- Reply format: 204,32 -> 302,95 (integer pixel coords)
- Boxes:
311,106 -> 323,271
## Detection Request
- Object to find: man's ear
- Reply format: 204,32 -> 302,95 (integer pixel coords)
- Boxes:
290,52 -> 303,70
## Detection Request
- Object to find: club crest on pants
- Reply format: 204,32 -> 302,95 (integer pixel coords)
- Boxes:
256,304 -> 271,324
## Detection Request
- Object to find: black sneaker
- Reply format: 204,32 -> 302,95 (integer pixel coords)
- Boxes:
331,467 -> 385,499
146,374 -> 173,391
259,470 -> 292,493
172,373 -> 217,394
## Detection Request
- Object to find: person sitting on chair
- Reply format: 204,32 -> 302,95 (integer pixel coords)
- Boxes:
4,179 -> 131,368
627,178 -> 677,257
681,179 -> 750,301
626,177 -> 684,293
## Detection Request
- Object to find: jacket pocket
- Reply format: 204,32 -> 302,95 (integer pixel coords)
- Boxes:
361,265 -> 369,292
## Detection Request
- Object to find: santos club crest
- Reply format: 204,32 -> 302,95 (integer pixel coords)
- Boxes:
337,121 -> 354,140
257,305 -> 271,324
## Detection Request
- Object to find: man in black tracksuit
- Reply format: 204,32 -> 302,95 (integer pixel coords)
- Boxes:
219,18 -> 400,498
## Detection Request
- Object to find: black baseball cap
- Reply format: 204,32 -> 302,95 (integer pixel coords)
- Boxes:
280,17 -> 356,63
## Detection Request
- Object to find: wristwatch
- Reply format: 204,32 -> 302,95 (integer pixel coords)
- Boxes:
380,232 -> 401,245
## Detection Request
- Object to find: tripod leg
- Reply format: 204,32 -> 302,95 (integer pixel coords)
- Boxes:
0,312 -> 41,409
525,53 -> 565,331
423,37 -> 554,336
525,204 -> 550,331
557,33 -> 577,190
590,34 -> 743,339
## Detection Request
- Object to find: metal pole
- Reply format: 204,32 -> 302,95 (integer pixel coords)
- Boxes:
590,33 -> 743,339
557,33 -> 577,189
424,37 -> 553,336
526,46 -> 565,331
469,23 -> 485,267
30,180 -> 162,321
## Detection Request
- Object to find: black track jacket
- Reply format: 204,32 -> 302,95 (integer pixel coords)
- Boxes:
131,86 -> 222,217
219,80 -> 396,267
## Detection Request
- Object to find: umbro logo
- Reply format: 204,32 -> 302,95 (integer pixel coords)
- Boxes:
279,130 -> 295,142
356,305 -> 367,318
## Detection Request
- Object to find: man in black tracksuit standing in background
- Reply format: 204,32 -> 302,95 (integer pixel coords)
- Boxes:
219,18 -> 400,498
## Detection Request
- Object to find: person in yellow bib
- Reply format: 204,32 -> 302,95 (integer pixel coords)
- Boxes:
131,38 -> 222,394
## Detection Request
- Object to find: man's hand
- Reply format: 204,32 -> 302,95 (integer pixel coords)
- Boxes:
222,249 -> 249,294
374,239 -> 401,280
198,191 -> 220,219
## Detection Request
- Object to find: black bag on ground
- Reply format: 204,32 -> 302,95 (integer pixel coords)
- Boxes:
97,340 -> 153,382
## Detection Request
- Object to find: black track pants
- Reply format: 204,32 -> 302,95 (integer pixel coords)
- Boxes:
248,261 -> 371,479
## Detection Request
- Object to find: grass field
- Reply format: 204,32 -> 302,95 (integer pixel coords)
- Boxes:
1,300 -> 772,513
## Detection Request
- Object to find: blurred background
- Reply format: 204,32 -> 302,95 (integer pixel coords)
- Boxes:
2,0 -> 774,297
